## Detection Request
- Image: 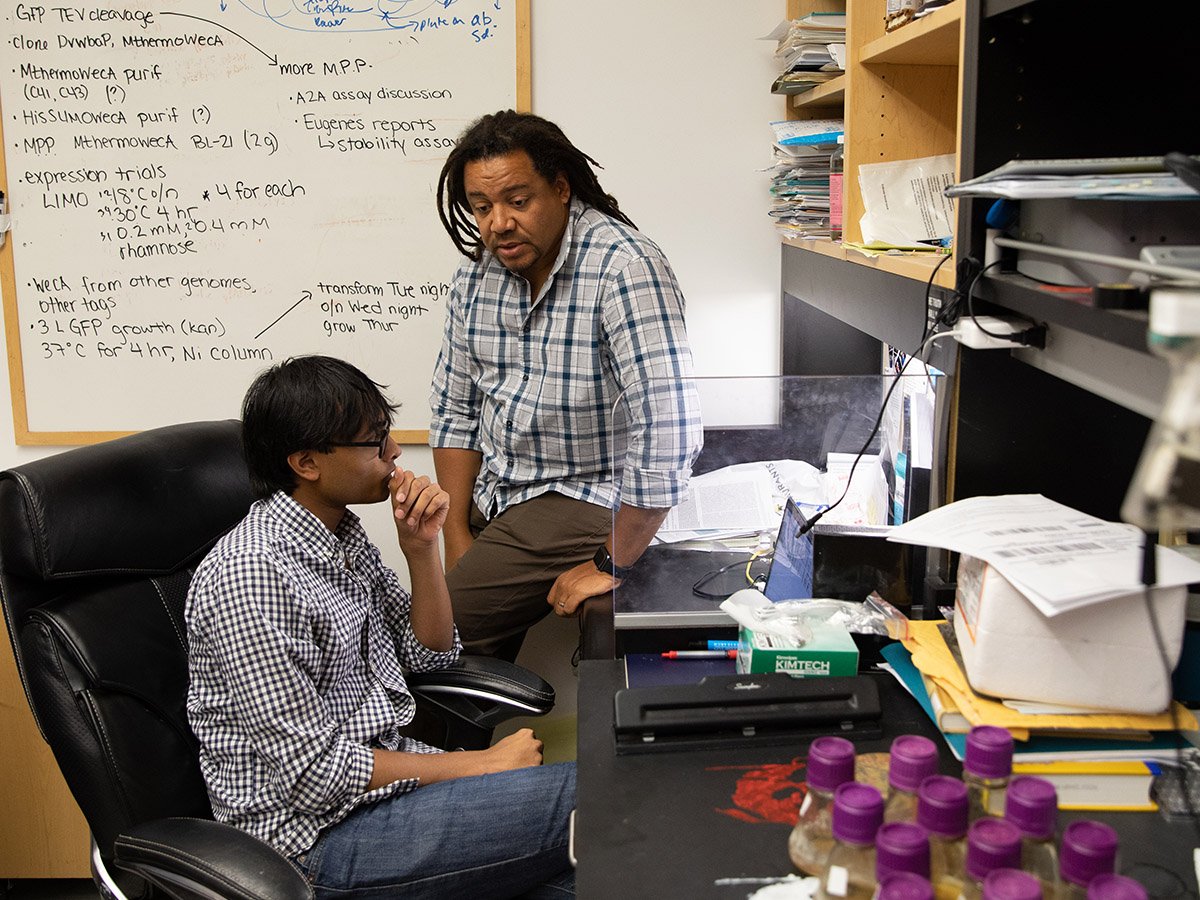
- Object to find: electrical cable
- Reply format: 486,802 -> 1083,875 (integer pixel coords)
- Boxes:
919,252 -> 955,346
692,549 -> 773,600
963,260 -> 1010,339
1140,522 -> 1200,844
962,259 -> 1046,346
803,253 -> 964,535
801,326 -> 950,536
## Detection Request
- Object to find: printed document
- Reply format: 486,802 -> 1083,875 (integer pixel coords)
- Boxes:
888,494 -> 1200,616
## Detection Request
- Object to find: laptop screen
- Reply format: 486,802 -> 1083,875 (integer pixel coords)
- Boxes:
763,497 -> 813,602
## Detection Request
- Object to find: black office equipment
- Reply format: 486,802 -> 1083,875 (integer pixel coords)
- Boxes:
812,522 -> 915,607
613,672 -> 881,754
764,497 -> 915,608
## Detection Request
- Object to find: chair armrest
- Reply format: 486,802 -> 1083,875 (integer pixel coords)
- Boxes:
408,655 -> 555,715
114,817 -> 312,900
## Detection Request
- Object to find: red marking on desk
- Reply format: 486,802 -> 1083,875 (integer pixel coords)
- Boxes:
708,757 -> 808,825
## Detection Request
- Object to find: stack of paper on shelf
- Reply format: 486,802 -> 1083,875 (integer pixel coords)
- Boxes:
767,119 -> 843,240
773,13 -> 846,77
945,156 -> 1200,200
761,13 -> 846,93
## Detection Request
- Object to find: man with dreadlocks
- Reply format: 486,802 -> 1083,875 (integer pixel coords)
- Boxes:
429,110 -> 703,661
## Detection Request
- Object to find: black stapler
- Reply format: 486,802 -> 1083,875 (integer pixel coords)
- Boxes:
613,673 -> 882,754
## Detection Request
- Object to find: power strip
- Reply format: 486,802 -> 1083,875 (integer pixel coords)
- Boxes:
953,316 -> 1039,350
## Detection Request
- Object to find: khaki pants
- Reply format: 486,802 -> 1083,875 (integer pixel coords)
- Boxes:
446,492 -> 612,661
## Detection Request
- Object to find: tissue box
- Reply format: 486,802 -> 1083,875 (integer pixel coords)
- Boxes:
736,623 -> 859,677
953,554 -> 1186,713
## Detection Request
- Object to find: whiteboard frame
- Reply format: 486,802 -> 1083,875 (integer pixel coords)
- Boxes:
1,0 -> 531,447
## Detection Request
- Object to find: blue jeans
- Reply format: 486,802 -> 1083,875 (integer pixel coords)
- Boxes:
297,762 -> 576,899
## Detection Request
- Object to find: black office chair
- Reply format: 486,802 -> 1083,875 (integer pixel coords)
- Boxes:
0,420 -> 555,900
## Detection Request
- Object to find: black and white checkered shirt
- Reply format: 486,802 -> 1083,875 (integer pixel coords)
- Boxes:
430,199 -> 703,519
185,491 -> 461,858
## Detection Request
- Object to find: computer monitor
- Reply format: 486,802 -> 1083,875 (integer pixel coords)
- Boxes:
762,497 -> 914,608
763,497 -> 813,601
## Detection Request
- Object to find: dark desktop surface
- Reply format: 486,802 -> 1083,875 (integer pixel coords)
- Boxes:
573,660 -> 955,896
573,658 -> 1200,897
613,541 -> 918,620
614,547 -> 753,618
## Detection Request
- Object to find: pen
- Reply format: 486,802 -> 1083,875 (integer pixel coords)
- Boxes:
661,650 -> 737,659
689,639 -> 739,651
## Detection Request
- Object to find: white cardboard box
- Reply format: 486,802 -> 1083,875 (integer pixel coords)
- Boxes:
953,554 -> 1186,714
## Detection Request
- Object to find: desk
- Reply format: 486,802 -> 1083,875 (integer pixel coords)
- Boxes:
573,658 -> 1200,898
579,541 -> 911,660
579,547 -> 745,659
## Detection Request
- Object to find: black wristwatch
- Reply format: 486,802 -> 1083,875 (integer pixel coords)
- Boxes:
593,544 -> 635,579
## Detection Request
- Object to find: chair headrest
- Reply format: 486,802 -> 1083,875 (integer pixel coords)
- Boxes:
0,420 -> 254,581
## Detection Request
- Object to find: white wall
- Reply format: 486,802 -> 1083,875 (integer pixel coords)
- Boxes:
0,1 -> 784,717
531,1 -> 783,378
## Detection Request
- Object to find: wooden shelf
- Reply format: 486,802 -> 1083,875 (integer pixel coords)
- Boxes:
860,2 -> 962,66
781,236 -> 956,288
789,75 -> 846,110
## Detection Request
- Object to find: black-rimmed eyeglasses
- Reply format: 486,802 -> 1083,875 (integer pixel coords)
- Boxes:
328,431 -> 391,459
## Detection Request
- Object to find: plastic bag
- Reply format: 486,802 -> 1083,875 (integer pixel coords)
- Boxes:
721,588 -> 909,646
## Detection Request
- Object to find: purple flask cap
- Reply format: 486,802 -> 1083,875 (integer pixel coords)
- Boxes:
807,736 -> 856,793
965,726 -> 1014,779
1004,775 -> 1057,840
917,774 -> 968,838
832,782 -> 885,844
1060,820 -> 1119,888
889,735 -> 939,793
983,868 -> 1043,900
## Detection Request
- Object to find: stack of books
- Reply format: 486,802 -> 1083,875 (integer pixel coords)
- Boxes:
767,118 -> 843,240
879,620 -> 1198,812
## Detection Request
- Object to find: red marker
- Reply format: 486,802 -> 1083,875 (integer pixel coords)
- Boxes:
660,650 -> 737,659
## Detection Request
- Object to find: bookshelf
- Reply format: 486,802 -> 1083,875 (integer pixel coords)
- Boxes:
776,0 -> 1200,554
780,1 -> 1200,395
790,76 -> 845,111
783,0 -> 961,298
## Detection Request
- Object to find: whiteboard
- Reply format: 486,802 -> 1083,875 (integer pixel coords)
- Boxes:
0,0 -> 528,444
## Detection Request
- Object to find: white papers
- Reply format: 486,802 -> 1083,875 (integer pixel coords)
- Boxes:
656,457 -> 893,545
655,459 -> 825,543
658,465 -> 778,541
822,453 -> 890,528
656,459 -> 824,543
944,172 -> 1194,200
763,15 -> 847,74
945,156 -> 1200,200
909,390 -> 934,469
857,154 -> 956,246
888,494 -> 1200,616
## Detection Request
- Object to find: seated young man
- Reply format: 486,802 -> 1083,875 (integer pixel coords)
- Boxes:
185,355 -> 575,898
